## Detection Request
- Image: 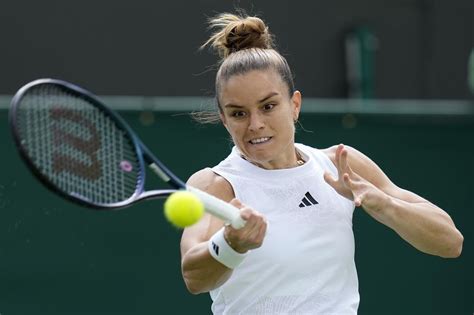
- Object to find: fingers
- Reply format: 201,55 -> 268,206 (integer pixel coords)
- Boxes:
354,196 -> 363,207
337,144 -> 355,176
344,172 -> 361,191
343,173 -> 352,187
340,148 -> 350,174
238,207 -> 267,240
343,173 -> 364,206
323,171 -> 337,188
224,201 -> 267,253
328,145 -> 353,188
335,144 -> 349,180
230,198 -> 244,209
335,144 -> 344,176
333,145 -> 366,206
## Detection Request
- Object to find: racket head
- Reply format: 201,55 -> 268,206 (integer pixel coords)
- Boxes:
9,78 -> 146,209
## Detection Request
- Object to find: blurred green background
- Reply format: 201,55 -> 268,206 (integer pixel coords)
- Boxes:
0,98 -> 471,314
1,0 -> 473,313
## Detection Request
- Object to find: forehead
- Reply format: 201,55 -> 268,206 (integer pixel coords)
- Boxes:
219,69 -> 287,105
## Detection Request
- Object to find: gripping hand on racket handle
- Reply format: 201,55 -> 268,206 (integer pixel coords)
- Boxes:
223,199 -> 268,253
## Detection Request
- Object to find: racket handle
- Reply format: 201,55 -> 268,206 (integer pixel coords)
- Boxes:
187,186 -> 246,229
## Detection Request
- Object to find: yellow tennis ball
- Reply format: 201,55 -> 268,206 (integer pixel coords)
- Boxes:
164,191 -> 204,228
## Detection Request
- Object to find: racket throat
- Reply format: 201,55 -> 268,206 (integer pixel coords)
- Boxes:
149,163 -> 171,182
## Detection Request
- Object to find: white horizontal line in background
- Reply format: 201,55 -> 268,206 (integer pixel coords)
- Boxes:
1,95 -> 473,116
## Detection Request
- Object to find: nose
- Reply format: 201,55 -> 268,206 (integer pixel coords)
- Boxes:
248,112 -> 265,132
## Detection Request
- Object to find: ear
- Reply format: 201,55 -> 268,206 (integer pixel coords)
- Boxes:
291,90 -> 302,122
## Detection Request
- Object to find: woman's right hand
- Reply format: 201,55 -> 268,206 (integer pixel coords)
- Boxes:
224,198 -> 268,253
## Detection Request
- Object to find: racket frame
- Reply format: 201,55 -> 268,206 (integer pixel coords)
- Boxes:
9,79 -> 179,209
9,79 -> 245,228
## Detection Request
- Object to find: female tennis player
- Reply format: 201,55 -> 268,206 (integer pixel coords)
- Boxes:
180,12 -> 464,314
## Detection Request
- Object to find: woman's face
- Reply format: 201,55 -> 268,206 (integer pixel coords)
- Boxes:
219,69 -> 301,169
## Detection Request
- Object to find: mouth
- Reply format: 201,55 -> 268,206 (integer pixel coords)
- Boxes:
248,137 -> 272,145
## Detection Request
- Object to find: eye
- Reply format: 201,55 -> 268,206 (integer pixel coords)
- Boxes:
262,103 -> 276,111
231,111 -> 247,118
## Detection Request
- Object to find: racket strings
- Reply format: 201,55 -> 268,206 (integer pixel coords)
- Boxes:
15,84 -> 141,205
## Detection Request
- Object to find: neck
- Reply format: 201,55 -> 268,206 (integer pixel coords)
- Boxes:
241,148 -> 305,170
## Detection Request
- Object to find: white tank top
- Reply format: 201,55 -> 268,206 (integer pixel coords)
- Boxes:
210,143 -> 359,314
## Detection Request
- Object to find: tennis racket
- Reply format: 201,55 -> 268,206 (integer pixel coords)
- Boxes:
9,78 -> 245,229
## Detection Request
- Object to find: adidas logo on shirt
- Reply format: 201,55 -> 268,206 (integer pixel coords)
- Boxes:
299,192 -> 319,208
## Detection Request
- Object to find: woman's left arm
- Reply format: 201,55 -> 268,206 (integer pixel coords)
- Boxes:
323,144 -> 464,258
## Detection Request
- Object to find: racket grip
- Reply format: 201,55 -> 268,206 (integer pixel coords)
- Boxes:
186,186 -> 246,229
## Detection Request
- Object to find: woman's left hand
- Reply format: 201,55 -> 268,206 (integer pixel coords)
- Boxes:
323,144 -> 390,213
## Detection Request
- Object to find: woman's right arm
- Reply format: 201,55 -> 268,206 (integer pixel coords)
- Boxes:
180,168 -> 267,294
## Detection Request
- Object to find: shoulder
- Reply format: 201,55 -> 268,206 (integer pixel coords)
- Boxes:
320,145 -> 338,164
187,168 -> 235,203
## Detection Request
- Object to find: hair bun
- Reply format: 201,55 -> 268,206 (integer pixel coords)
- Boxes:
202,13 -> 274,58
225,17 -> 271,52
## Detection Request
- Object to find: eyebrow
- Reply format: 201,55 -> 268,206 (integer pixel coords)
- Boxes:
259,92 -> 279,103
223,92 -> 280,108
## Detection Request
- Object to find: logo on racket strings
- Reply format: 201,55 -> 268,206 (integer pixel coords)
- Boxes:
50,107 -> 102,180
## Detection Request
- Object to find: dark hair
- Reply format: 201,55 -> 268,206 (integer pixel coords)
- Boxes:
195,13 -> 295,123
